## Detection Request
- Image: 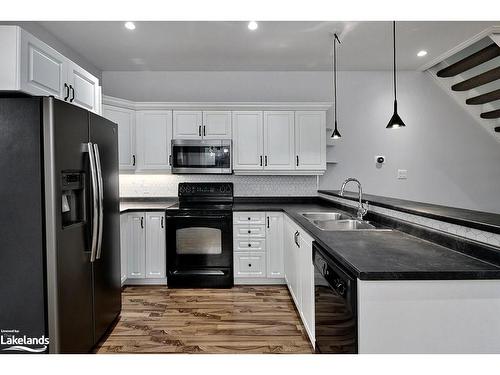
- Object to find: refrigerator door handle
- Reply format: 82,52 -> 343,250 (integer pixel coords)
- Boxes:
93,143 -> 104,260
87,142 -> 99,262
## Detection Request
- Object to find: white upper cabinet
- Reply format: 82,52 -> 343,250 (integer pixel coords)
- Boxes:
173,110 -> 232,139
19,28 -> 67,98
103,105 -> 136,171
67,61 -> 100,112
145,212 -> 166,279
0,26 -> 101,114
202,111 -> 232,139
295,111 -> 326,171
232,111 -> 264,170
264,111 -> 295,170
136,111 -> 173,171
173,111 -> 203,139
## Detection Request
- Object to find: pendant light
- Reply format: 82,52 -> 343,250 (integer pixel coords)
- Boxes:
386,21 -> 406,129
331,33 -> 342,139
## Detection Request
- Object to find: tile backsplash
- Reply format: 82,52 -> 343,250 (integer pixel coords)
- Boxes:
119,174 -> 318,197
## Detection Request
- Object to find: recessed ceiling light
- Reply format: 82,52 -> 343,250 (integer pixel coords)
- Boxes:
248,21 -> 258,31
124,22 -> 136,30
417,50 -> 427,57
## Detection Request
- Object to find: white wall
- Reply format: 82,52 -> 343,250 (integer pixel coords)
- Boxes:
103,70 -> 500,213
322,71 -> 500,214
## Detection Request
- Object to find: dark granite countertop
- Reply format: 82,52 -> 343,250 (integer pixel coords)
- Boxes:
120,196 -> 500,281
318,190 -> 500,235
233,200 -> 500,281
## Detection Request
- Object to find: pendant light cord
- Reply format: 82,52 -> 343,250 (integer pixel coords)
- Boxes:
393,21 -> 397,101
333,34 -> 341,126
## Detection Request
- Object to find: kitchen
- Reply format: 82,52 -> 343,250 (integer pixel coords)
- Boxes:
1,1 -> 500,372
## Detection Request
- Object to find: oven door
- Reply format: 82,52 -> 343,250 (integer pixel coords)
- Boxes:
314,246 -> 357,354
166,213 -> 233,271
171,140 -> 232,174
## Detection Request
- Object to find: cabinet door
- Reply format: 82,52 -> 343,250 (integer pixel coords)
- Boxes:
119,214 -> 129,285
202,111 -> 232,139
127,213 -> 146,279
173,111 -> 202,139
145,212 -> 166,278
19,28 -> 67,98
232,111 -> 264,170
295,111 -> 326,171
266,212 -> 284,278
299,231 -> 315,344
264,111 -> 295,170
136,111 -> 173,171
67,61 -> 100,113
103,105 -> 136,171
283,218 -> 299,305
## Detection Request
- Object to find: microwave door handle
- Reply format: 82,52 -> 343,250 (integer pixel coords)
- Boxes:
87,142 -> 99,262
93,143 -> 104,260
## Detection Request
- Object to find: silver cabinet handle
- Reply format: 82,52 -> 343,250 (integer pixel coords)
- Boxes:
198,125 -> 201,137
87,142 -> 98,262
203,126 -> 206,137
141,216 -> 144,229
93,144 -> 104,260
161,216 -> 164,228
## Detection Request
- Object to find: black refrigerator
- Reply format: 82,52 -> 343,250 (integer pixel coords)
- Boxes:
0,96 -> 121,353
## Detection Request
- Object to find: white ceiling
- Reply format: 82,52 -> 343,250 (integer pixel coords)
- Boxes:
38,21 -> 499,71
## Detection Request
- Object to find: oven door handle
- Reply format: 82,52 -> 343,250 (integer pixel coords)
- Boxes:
169,215 -> 228,220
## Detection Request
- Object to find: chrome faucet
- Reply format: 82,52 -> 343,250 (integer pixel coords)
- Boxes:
340,178 -> 369,220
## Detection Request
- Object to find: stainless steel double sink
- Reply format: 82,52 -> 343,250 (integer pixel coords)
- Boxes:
301,212 -> 391,231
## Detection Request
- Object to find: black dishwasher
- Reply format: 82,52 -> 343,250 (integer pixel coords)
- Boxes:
313,243 -> 357,353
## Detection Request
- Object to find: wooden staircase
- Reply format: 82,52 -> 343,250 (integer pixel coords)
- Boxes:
429,33 -> 500,139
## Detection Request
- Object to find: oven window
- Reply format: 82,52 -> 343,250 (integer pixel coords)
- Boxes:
176,227 -> 222,254
172,145 -> 230,169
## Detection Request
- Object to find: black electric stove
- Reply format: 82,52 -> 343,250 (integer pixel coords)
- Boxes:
166,183 -> 234,288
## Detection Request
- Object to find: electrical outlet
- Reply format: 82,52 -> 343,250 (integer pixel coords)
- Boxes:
397,169 -> 408,180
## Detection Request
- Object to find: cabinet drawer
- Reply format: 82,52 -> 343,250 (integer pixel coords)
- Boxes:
233,212 -> 266,225
235,239 -> 266,252
234,252 -> 266,278
234,225 -> 266,238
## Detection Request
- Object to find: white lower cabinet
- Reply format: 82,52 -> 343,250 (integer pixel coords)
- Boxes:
119,214 -> 129,285
283,214 -> 315,347
145,212 -> 166,278
233,211 -> 284,282
127,212 -> 146,279
266,212 -> 285,278
121,211 -> 167,284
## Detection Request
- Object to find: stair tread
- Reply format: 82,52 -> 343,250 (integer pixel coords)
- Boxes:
437,44 -> 500,78
466,89 -> 500,105
451,66 -> 500,91
480,109 -> 500,119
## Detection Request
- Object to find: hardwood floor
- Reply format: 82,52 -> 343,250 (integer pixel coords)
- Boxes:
95,285 -> 314,354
